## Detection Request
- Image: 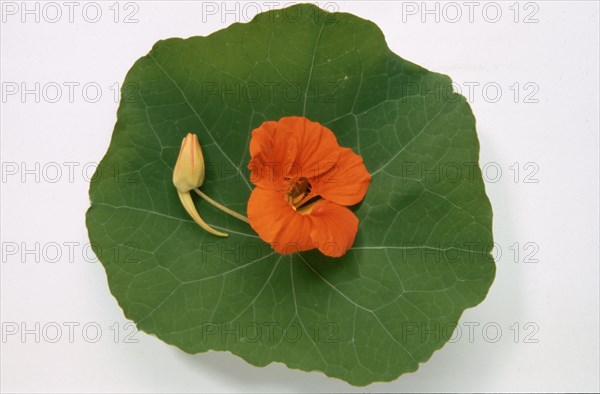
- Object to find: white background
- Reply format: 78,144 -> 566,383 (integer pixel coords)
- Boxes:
1,1 -> 599,392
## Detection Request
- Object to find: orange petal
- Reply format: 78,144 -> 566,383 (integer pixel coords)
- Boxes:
248,121 -> 296,191
248,117 -> 342,188
247,187 -> 314,254
311,147 -> 371,206
278,117 -> 342,179
307,201 -> 359,257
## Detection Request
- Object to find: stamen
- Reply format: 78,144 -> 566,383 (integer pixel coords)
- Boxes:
291,193 -> 306,206
292,192 -> 314,208
284,176 -> 323,215
296,200 -> 320,215
286,177 -> 312,209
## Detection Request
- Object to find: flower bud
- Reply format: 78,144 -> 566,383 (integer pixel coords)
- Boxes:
173,133 -> 205,192
172,132 -> 228,237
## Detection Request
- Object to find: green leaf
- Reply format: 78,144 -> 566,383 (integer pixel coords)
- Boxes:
86,3 -> 495,386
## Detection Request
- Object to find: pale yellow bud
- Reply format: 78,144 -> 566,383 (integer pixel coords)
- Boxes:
173,132 -> 227,237
173,133 -> 205,192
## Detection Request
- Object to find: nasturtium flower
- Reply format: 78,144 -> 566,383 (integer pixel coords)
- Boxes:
247,116 -> 371,257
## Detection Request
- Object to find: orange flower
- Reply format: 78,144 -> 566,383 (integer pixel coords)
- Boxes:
247,116 -> 371,257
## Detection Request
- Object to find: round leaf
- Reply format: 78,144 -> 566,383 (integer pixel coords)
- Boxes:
86,4 -> 495,386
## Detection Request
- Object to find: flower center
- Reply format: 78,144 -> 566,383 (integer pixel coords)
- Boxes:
285,177 -> 319,214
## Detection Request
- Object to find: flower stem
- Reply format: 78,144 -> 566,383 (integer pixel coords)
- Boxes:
178,191 -> 228,237
194,188 -> 250,224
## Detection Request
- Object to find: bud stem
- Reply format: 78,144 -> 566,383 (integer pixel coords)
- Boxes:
177,191 -> 228,237
194,188 -> 250,224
